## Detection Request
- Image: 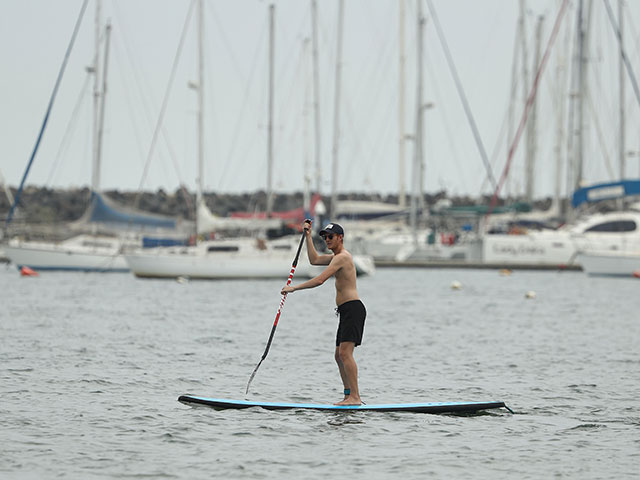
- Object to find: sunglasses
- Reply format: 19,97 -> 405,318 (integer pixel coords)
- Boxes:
321,234 -> 334,240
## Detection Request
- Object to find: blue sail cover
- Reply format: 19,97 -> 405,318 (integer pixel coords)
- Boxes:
88,192 -> 177,230
572,179 -> 640,208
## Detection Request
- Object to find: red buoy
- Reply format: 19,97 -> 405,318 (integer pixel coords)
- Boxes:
20,266 -> 39,277
633,270 -> 640,278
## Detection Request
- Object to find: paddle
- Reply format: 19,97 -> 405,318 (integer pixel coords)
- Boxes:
245,221 -> 310,394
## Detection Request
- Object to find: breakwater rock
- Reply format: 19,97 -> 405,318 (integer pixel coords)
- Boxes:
0,185 -> 556,225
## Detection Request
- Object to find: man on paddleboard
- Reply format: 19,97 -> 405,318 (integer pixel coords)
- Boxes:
281,220 -> 366,406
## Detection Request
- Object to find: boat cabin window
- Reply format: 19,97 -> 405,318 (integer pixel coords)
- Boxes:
207,245 -> 240,252
81,241 -> 113,249
272,245 -> 292,250
585,220 -> 636,233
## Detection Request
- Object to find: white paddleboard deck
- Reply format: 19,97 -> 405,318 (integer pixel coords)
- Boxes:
178,395 -> 511,414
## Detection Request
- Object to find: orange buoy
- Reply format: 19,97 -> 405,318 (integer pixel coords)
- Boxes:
633,270 -> 640,278
20,266 -> 39,277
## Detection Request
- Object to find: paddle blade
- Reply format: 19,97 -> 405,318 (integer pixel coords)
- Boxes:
245,359 -> 264,395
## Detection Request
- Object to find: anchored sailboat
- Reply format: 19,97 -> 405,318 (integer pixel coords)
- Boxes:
4,1 -> 183,272
124,1 -> 355,280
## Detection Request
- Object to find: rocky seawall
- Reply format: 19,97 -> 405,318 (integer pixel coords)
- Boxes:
0,185 -> 562,226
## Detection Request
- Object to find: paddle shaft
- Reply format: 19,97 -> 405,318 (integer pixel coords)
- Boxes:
246,224 -> 308,394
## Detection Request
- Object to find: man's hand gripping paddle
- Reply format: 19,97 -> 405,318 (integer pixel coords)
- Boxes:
245,220 -> 310,395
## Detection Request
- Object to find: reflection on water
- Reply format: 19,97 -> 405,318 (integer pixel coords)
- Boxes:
325,412 -> 367,427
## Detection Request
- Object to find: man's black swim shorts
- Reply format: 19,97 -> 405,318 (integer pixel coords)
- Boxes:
335,299 -> 366,347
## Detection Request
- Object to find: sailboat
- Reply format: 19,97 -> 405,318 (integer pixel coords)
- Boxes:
3,2 -> 183,272
481,1 -> 640,269
573,4 -> 640,277
124,1 -> 345,280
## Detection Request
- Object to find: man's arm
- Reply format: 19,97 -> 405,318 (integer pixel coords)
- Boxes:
305,223 -> 332,266
282,254 -> 343,294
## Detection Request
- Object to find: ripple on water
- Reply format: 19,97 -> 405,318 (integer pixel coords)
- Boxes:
1,269 -> 639,479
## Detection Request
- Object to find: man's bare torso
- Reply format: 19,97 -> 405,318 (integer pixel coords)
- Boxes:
332,250 -> 359,306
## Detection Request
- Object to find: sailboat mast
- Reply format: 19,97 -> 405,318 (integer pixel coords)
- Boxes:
398,0 -> 406,208
411,0 -> 425,245
303,38 -> 312,217
576,0 -> 593,192
266,4 -> 275,217
525,15 -> 544,203
553,16 -> 570,217
575,1 -> 585,191
506,8 -> 522,200
196,0 -> 204,208
330,0 -> 344,220
618,0 -> 625,183
311,0 -> 322,195
96,21 -> 111,193
91,0 -> 102,193
519,0 -> 530,200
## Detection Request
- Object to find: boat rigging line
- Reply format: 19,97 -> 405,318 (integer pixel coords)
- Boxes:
424,39 -> 470,194
5,0 -> 89,227
111,0 -> 187,198
134,0 -> 196,206
485,0 -> 569,222
603,0 -> 640,110
45,72 -> 92,186
425,0 -> 497,192
212,3 -> 267,192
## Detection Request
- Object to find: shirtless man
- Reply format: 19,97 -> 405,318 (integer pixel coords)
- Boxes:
281,220 -> 366,406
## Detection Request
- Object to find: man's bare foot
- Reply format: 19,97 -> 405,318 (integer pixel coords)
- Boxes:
334,396 -> 362,406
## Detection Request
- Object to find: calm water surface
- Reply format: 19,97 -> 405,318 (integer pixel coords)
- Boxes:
1,265 -> 638,479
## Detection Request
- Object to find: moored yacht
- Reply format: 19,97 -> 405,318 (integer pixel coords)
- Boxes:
482,210 -> 640,267
482,181 -> 640,268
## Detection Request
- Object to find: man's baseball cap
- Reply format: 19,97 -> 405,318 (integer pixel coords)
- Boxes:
319,223 -> 344,236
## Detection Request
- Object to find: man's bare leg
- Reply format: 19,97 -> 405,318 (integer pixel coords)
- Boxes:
334,342 -> 361,405
335,346 -> 350,401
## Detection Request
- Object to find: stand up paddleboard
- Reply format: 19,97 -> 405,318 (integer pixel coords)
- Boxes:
178,395 -> 513,414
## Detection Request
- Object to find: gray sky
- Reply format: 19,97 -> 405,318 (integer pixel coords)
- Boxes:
1,0 -> 639,200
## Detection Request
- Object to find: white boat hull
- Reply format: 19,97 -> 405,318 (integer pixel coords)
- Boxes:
482,231 -> 576,266
125,249 -> 317,279
482,211 -> 640,267
124,237 -> 316,279
577,251 -> 640,277
124,236 -> 375,280
4,235 -> 129,272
